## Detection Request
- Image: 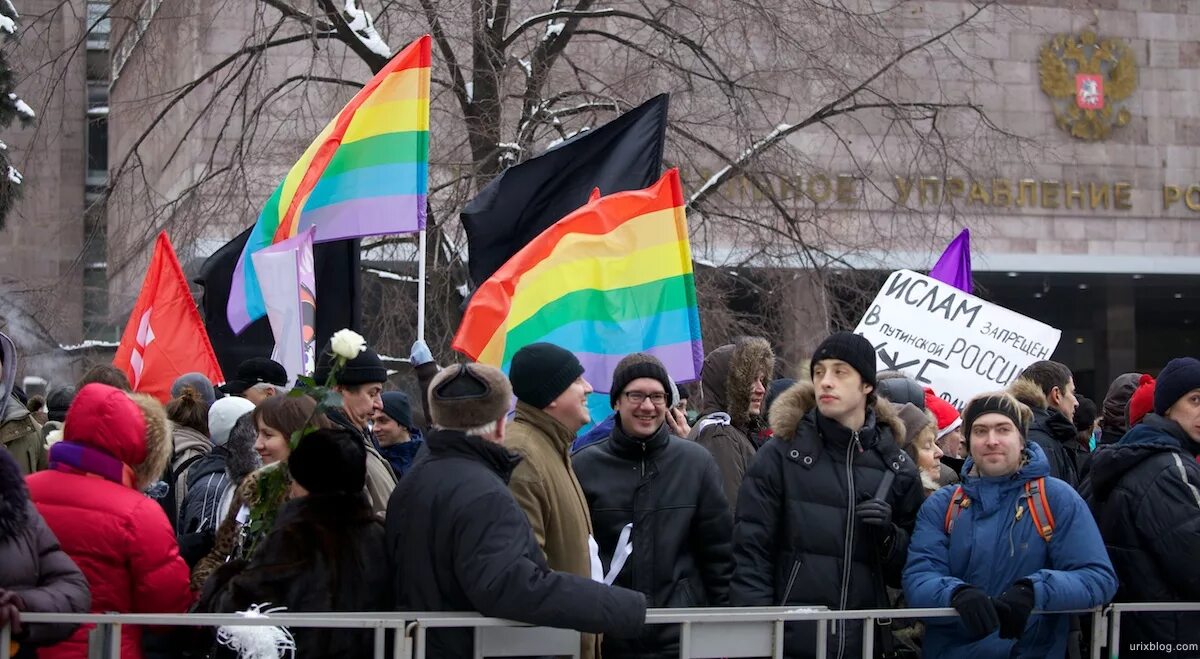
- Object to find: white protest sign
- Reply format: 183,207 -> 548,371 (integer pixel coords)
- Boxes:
853,269 -> 1062,410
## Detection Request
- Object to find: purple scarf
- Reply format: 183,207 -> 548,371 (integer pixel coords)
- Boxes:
49,441 -> 136,488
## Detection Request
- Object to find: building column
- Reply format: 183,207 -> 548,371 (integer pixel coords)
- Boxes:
1104,277 -> 1137,386
778,271 -> 831,378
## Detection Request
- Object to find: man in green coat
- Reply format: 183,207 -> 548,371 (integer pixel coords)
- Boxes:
506,342 -> 600,659
0,332 -> 45,475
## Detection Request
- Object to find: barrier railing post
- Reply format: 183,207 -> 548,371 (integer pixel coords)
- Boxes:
415,622 -> 427,659
815,619 -> 827,659
861,616 -> 874,659
2,622 -> 10,659
678,621 -> 691,658
773,620 -> 784,659
374,624 -> 386,659
1090,606 -> 1107,659
1109,608 -> 1122,659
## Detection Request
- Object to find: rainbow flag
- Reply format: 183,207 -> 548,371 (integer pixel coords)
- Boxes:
453,169 -> 704,397
228,34 -> 431,333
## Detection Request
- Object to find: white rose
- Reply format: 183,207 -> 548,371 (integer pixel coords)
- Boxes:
330,329 -> 367,360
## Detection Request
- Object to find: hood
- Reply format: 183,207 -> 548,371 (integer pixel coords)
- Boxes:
172,423 -> 212,454
1087,414 -> 1193,499
960,441 -> 1051,499
1008,377 -> 1049,412
0,331 -> 14,418
129,393 -> 173,491
1101,372 -> 1140,438
700,337 -> 774,429
0,446 -> 29,540
63,383 -> 150,472
768,380 -> 905,443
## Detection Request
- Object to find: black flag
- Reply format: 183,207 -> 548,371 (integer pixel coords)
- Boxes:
461,94 -> 669,286
195,228 -> 362,379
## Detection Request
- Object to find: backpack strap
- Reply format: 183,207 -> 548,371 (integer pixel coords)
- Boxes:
943,486 -> 970,534
1024,477 -> 1055,542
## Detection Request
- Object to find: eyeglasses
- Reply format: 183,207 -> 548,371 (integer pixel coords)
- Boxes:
623,391 -> 668,406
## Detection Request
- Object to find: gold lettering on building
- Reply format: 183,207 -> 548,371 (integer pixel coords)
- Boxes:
1016,179 -> 1038,207
1041,181 -> 1060,209
1113,182 -> 1133,210
1064,182 -> 1085,209
967,181 -> 989,205
1089,183 -> 1110,210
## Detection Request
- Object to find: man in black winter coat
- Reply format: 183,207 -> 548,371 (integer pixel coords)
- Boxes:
732,332 -> 924,659
1008,360 -> 1080,487
573,353 -> 733,659
1084,357 -> 1200,657
386,363 -> 647,658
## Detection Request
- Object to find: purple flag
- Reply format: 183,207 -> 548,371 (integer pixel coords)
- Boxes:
929,228 -> 972,294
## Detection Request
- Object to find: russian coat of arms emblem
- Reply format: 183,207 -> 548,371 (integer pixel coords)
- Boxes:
1038,30 -> 1138,141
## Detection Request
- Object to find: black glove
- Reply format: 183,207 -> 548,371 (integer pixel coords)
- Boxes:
0,589 -> 25,637
993,579 -> 1036,639
855,498 -> 892,527
951,585 -> 999,640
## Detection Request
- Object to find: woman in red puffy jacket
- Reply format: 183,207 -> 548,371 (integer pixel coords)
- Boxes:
27,383 -> 194,659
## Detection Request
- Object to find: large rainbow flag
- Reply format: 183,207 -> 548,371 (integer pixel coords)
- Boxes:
228,34 -> 431,333
453,169 -> 704,401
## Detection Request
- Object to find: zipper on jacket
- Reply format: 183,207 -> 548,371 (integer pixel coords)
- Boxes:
835,430 -> 859,659
780,559 -> 802,605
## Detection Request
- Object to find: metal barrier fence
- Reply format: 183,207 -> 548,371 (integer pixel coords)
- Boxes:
0,604 -> 1192,658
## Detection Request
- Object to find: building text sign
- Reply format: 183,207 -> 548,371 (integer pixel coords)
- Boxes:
853,270 -> 1062,410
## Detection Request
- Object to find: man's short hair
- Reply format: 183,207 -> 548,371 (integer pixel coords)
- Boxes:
1016,361 -> 1072,397
247,381 -> 287,395
78,364 -> 132,392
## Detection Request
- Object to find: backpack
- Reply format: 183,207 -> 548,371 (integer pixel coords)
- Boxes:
944,477 -> 1056,542
155,452 -> 205,532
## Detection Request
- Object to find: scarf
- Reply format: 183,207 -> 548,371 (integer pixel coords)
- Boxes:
49,440 -> 136,489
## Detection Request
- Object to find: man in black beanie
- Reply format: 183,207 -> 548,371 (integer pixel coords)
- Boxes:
315,344 -> 397,518
1085,356 -> 1200,655
572,352 -> 733,658
505,342 -> 601,659
731,330 -> 923,659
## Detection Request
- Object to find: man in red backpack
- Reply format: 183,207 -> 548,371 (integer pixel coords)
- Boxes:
903,390 -> 1116,659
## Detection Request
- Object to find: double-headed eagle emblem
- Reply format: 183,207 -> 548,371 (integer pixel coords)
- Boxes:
1038,30 -> 1138,141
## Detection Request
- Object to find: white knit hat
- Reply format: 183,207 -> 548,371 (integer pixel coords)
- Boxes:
208,397 -> 256,447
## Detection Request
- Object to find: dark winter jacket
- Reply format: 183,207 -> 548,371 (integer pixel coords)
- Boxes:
1082,414 -> 1200,653
386,428 -> 647,658
573,414 -> 615,452
573,418 -> 734,658
326,408 -> 396,518
379,433 -> 424,478
1010,378 -> 1079,488
1100,372 -> 1140,446
688,337 -> 774,509
199,492 -> 390,659
905,442 -> 1116,658
178,447 -> 230,533
731,382 -> 924,659
0,449 -> 89,655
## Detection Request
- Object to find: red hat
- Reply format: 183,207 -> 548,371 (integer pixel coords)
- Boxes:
923,387 -> 962,439
1127,374 -> 1156,427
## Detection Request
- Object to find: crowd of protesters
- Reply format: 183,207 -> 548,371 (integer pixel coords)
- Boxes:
0,326 -> 1197,659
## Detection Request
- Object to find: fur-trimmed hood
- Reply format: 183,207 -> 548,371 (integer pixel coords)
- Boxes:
700,337 -> 774,430
767,380 -> 906,443
0,446 -> 29,540
1008,377 -> 1049,412
129,393 -> 173,491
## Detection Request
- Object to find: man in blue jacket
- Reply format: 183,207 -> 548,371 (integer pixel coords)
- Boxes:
904,390 -> 1116,658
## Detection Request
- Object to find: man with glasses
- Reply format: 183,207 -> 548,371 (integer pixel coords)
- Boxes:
573,353 -> 733,659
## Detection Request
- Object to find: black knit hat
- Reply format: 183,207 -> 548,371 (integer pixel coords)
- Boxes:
381,391 -> 414,430
288,428 -> 367,496
1154,357 -> 1200,416
811,332 -> 877,387
961,392 -> 1032,447
509,343 -> 585,409
610,354 -> 674,408
316,347 -> 388,386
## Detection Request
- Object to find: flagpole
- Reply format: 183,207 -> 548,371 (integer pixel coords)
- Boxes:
417,228 -> 427,341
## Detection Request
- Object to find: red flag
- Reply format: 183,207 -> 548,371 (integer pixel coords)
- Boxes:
114,232 -> 224,402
